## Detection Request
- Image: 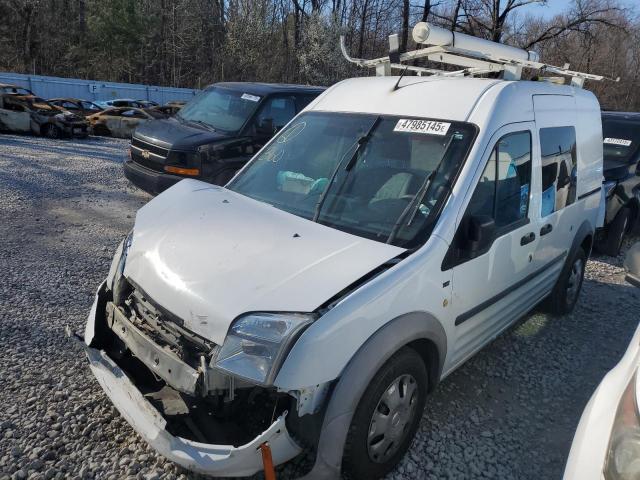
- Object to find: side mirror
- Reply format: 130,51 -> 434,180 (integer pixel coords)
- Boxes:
624,242 -> 640,288
466,215 -> 496,256
257,117 -> 275,136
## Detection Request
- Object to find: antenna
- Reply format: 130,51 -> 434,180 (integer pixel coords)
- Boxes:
340,23 -> 617,88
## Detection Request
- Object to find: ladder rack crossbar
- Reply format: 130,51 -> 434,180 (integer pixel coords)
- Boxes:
340,34 -> 614,86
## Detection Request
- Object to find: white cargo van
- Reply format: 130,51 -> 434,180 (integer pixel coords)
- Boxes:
74,24 -> 605,479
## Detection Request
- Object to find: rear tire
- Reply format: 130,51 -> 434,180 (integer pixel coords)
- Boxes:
42,123 -> 61,139
342,347 -> 427,480
597,207 -> 630,257
546,247 -> 586,316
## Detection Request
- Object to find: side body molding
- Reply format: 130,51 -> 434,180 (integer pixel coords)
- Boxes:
301,312 -> 447,479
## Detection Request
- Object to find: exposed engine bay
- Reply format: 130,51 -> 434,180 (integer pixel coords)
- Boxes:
96,285 -> 295,447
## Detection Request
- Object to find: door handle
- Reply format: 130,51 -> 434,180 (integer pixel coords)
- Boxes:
540,224 -> 553,236
520,232 -> 536,246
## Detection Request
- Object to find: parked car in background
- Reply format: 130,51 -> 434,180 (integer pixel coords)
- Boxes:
135,100 -> 160,108
150,101 -> 185,116
564,242 -> 640,480
49,98 -> 102,117
0,94 -> 88,138
95,99 -> 155,109
0,83 -> 34,96
595,112 -> 640,256
124,82 -> 325,195
87,107 -> 167,138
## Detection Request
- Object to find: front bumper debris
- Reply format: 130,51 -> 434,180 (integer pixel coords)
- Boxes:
85,347 -> 301,476
74,283 -> 303,477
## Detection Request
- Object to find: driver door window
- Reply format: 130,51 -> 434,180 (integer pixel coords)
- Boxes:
455,130 -> 532,264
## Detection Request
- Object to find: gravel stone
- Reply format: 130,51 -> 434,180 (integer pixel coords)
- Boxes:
1,134 -> 639,480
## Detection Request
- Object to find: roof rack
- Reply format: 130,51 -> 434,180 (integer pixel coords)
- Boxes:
341,22 -> 617,88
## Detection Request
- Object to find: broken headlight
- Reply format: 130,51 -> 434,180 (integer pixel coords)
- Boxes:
214,313 -> 315,385
106,231 -> 133,304
605,371 -> 640,480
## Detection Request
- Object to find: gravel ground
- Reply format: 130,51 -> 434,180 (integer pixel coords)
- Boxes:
1,133 -> 639,480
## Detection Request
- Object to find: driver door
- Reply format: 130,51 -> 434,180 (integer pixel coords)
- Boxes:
0,102 -> 30,132
444,123 -> 540,369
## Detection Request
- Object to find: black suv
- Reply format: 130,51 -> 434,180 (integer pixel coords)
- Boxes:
124,82 -> 325,195
596,112 -> 640,255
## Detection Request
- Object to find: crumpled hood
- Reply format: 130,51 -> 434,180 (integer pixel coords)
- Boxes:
124,179 -> 405,344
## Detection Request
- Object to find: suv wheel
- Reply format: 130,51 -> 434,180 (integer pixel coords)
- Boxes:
342,347 -> 427,479
42,123 -> 61,139
597,207 -> 630,257
546,247 -> 586,315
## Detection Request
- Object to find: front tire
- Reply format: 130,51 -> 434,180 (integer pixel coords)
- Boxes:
546,247 -> 586,315
342,347 -> 427,480
42,123 -> 61,139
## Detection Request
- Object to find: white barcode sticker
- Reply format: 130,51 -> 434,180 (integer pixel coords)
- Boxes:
604,137 -> 632,146
394,119 -> 451,136
241,93 -> 260,102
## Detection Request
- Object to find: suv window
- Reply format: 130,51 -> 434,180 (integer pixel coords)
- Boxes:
256,96 -> 296,130
468,131 -> 532,229
540,126 -> 577,216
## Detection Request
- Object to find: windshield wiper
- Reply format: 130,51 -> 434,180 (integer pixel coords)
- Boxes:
312,116 -> 381,222
386,135 -> 456,245
187,119 -> 216,131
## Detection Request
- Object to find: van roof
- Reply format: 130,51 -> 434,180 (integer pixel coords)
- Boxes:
211,82 -> 326,96
309,76 -> 593,123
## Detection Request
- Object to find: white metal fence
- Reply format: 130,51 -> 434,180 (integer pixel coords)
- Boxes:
0,72 -> 200,104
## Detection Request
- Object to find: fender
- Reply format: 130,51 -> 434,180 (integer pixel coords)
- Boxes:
300,312 -> 446,479
570,219 -> 595,260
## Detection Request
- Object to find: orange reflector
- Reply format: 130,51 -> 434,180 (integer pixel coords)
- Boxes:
260,442 -> 276,480
164,165 -> 200,176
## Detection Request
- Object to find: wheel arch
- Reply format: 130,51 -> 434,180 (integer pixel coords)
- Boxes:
299,311 -> 446,479
573,219 -> 595,259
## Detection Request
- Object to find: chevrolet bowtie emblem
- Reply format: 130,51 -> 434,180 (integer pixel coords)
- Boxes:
141,149 -> 150,160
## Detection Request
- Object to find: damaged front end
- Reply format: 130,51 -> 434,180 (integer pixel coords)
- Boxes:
77,276 -> 305,477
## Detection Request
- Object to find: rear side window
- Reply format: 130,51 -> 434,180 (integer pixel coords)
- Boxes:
256,97 -> 296,129
467,131 -> 532,228
540,127 -> 577,217
602,118 -> 640,165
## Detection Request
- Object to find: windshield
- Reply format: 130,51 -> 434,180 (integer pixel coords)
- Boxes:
228,112 -> 476,247
602,117 -> 640,166
176,86 -> 261,132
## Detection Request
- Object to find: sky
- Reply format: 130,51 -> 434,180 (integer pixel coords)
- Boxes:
519,0 -> 637,19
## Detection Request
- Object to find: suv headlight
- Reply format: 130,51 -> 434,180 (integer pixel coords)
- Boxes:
214,313 -> 315,385
605,371 -> 640,480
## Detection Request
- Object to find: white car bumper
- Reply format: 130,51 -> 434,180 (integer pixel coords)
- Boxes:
563,322 -> 640,480
81,285 -> 302,477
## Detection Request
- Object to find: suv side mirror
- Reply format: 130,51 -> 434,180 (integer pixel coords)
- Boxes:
625,242 -> 640,288
466,215 -> 496,256
256,117 -> 275,136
